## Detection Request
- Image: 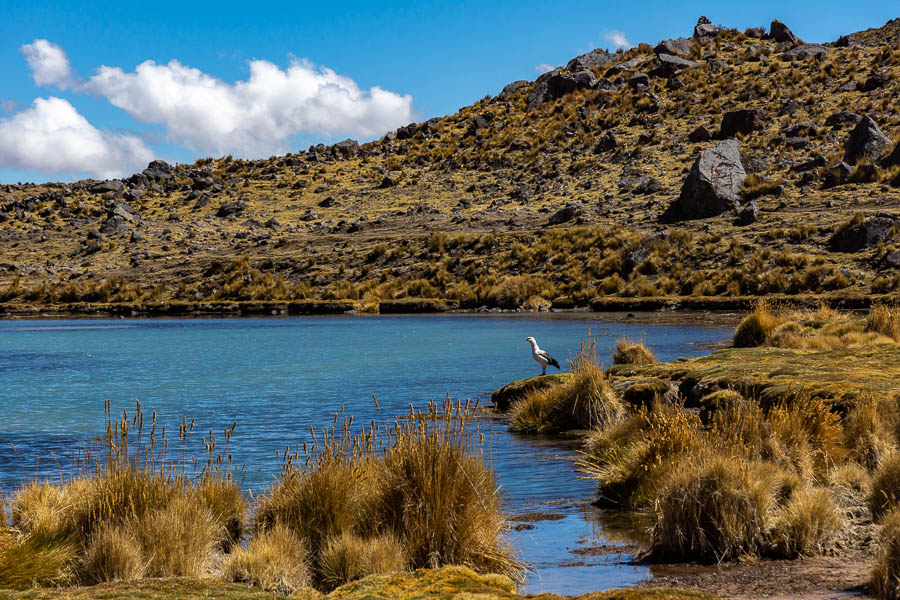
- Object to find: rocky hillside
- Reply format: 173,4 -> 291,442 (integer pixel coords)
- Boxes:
1,16 -> 899,314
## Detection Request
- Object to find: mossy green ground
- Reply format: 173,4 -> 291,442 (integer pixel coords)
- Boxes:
0,567 -> 719,600
608,343 -> 900,412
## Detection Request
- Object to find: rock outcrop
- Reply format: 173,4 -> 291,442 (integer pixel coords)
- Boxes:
843,115 -> 891,165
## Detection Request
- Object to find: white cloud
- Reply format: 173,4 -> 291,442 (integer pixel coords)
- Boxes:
83,56 -> 416,156
0,97 -> 154,179
20,39 -> 74,89
604,30 -> 633,50
534,63 -> 556,74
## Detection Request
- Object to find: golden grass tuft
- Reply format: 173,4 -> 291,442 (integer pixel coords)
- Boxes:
872,454 -> 900,520
868,304 -> 900,342
844,395 -> 899,470
733,301 -> 780,347
0,534 -> 78,589
317,531 -> 406,590
650,456 -> 775,563
612,338 -> 657,365
872,508 -> 900,600
81,524 -> 146,584
223,523 -> 311,594
769,486 -> 842,558
134,493 -> 224,577
511,334 -> 623,433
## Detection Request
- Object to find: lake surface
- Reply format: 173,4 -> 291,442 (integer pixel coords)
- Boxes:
0,313 -> 732,594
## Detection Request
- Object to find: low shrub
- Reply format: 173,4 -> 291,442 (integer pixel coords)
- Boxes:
317,532 -> 406,590
733,302 -> 780,347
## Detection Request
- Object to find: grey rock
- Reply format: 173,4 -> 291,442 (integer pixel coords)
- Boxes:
859,71 -> 890,92
548,203 -> 583,225
142,160 -> 173,180
829,214 -> 898,252
824,162 -> 853,187
332,138 -> 359,157
782,44 -> 827,61
594,131 -> 617,153
883,140 -> 900,168
100,215 -> 128,236
216,200 -> 246,218
826,111 -> 861,127
129,230 -> 143,243
628,73 -> 650,89
720,108 -> 767,138
378,174 -> 397,188
676,138 -> 746,218
107,201 -> 141,223
688,125 -> 712,142
498,80 -> 529,100
91,180 -> 125,195
843,115 -> 891,165
605,57 -> 648,76
566,48 -> 613,71
693,16 -> 718,38
738,201 -> 759,225
655,38 -> 694,57
318,196 -> 336,207
191,176 -> 214,191
769,19 -> 801,44
650,53 -> 699,78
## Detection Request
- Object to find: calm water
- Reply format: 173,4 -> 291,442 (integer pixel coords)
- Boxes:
0,314 -> 731,594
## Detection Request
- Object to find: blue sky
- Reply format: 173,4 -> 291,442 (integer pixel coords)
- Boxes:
0,1 -> 896,184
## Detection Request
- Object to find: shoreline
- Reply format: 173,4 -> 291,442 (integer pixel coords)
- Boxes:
0,292 -> 887,321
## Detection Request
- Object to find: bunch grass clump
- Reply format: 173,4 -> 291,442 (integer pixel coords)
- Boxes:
873,509 -> 900,600
222,523 -> 311,594
511,334 -> 624,433
613,338 -> 657,365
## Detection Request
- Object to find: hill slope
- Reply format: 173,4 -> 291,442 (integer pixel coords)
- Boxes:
1,16 -> 899,314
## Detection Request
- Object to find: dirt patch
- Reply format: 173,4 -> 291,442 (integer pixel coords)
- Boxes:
641,551 -> 872,599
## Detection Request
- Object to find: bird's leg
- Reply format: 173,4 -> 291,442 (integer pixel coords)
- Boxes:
541,366 -> 546,375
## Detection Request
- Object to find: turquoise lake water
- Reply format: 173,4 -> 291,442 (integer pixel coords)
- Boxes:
0,314 -> 732,594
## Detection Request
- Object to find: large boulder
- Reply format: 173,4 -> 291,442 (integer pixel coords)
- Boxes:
526,68 -> 560,110
843,115 -> 891,165
676,139 -> 746,218
548,203 -> 583,225
655,38 -> 694,57
142,160 -> 173,180
769,19 -> 801,44
719,108 -> 767,138
829,214 -> 898,252
528,69 -> 597,109
216,200 -> 246,218
566,48 -> 613,71
782,44 -> 827,61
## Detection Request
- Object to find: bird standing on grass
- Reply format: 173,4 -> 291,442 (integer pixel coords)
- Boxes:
525,336 -> 560,375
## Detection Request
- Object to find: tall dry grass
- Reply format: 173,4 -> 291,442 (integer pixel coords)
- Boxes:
873,509 -> 900,600
223,523 -> 311,594
612,338 -> 657,365
255,398 -> 519,590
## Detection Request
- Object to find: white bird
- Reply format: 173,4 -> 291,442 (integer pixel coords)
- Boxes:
525,336 -> 560,375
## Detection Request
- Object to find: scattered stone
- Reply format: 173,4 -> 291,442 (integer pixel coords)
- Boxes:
594,131 -> 617,153
300,210 -> 319,222
129,230 -> 143,243
628,73 -> 650,89
191,176 -> 214,191
783,137 -> 809,149
859,71 -> 890,92
719,108 -> 767,138
90,180 -> 125,195
216,200 -> 246,218
737,201 -> 759,225
107,201 -> 141,223
318,196 -> 336,207
826,111 -> 862,127
778,99 -> 801,116
264,217 -> 281,229
688,125 -> 712,142
793,154 -> 828,172
769,19 -> 801,44
676,138 -> 746,218
843,115 -> 891,165
604,57 -> 648,77
548,203 -> 583,225
378,174 -> 397,188
100,215 -> 128,236
829,214 -> 898,252
782,44 -> 827,61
